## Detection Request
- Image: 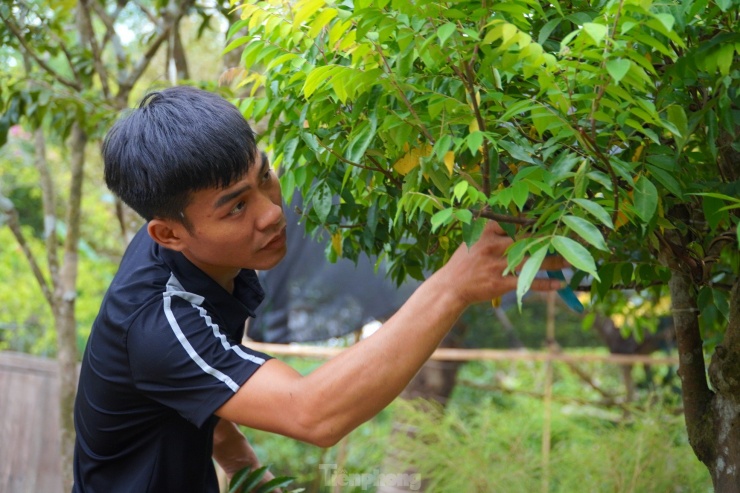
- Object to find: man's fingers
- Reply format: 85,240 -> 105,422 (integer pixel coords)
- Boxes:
514,254 -> 568,272
541,255 -> 569,271
529,278 -> 568,291
485,220 -> 508,237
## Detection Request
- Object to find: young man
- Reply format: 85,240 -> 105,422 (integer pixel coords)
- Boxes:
72,86 -> 566,492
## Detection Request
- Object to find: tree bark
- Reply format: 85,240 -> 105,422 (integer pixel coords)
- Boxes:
707,278 -> 740,491
663,227 -> 740,491
55,122 -> 87,491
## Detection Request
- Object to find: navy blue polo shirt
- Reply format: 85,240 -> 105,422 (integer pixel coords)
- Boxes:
73,226 -> 272,493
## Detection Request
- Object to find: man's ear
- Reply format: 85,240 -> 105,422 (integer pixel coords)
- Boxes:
147,219 -> 188,251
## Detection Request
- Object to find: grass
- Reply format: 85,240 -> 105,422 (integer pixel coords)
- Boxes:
240,355 -> 712,493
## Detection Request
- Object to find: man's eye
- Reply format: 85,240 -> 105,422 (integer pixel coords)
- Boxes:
262,169 -> 272,182
229,201 -> 246,216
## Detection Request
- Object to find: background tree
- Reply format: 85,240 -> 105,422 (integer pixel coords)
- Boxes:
228,0 -> 739,488
0,0 -> 238,488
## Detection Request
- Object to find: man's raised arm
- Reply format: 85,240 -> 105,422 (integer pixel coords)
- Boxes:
216,222 -> 566,446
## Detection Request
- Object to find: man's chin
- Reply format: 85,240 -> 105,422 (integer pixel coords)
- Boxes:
255,248 -> 287,271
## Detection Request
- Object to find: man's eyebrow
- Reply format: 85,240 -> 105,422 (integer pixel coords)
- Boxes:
212,153 -> 270,210
214,183 -> 251,209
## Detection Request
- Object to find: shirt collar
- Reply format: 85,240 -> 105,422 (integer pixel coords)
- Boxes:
149,230 -> 264,335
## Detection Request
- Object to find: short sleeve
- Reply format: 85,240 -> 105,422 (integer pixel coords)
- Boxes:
127,295 -> 271,427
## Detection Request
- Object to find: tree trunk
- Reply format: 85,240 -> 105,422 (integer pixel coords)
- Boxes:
707,278 -> 740,491
665,237 -> 740,491
56,122 -> 87,491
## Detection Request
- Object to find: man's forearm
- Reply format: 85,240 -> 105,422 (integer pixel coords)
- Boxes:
212,419 -> 261,479
297,272 -> 467,439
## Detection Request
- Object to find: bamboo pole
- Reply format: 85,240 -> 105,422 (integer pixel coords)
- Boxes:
542,291 -> 556,493
245,342 -> 680,366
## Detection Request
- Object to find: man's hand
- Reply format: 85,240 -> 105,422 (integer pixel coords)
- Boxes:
212,418 -> 281,492
438,221 -> 567,306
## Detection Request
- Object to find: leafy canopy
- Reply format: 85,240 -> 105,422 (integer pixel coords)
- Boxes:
227,0 -> 739,318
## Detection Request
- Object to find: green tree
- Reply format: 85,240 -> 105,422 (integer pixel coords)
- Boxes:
228,0 -> 739,488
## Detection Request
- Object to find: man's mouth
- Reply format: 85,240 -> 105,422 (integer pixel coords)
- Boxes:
262,226 -> 287,250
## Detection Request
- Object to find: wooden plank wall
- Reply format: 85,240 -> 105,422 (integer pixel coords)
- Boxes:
0,351 -> 63,493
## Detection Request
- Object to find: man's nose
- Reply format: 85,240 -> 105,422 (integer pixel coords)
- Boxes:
255,192 -> 283,230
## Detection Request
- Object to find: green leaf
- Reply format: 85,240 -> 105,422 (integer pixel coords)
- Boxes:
437,22 -> 456,47
229,465 -> 268,493
454,208 -> 473,223
647,164 -> 684,199
572,198 -> 614,229
538,18 -> 562,44
467,131 -> 484,155
293,0 -> 325,27
512,181 -> 529,210
431,207 -> 454,232
222,36 -> 251,55
462,217 -> 486,247
716,43 -> 734,76
516,244 -> 548,309
595,263 -> 615,298
605,59 -> 630,84
453,181 -> 469,202
665,105 -> 688,140
703,194 -> 729,231
551,235 -> 599,279
254,476 -> 295,493
308,8 -> 338,37
653,13 -> 675,32
633,175 -> 658,223
346,117 -> 377,163
716,0 -> 732,12
562,215 -> 609,251
583,23 -> 607,45
303,65 -> 340,98
312,183 -> 333,223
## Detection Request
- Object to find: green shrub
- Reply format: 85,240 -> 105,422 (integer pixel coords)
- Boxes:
387,397 -> 711,493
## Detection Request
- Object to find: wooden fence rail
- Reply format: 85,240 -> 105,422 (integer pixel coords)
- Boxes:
246,342 -> 680,365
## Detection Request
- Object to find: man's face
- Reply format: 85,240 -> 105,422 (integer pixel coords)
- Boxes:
175,152 -> 286,285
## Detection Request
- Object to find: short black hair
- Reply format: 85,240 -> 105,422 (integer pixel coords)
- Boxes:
103,86 -> 257,226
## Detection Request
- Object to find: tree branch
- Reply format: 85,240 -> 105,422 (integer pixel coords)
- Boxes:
118,0 -> 194,95
133,0 -> 158,23
0,13 -> 82,91
33,128 -> 60,294
477,208 -> 536,225
462,59 -> 492,197
90,1 -> 127,67
373,41 -> 435,144
78,0 -> 111,99
0,194 -> 55,308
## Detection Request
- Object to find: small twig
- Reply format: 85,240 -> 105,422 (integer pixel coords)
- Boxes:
132,0 -> 157,23
462,59 -> 491,197
79,0 -> 111,99
477,208 -> 536,225
0,195 -> 54,308
366,154 -> 402,187
89,1 -> 127,69
373,41 -> 435,143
